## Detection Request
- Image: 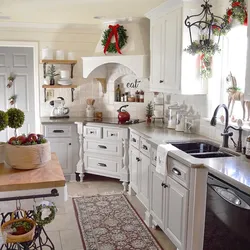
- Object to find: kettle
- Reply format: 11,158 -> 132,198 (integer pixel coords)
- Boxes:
117,105 -> 130,124
50,97 -> 70,117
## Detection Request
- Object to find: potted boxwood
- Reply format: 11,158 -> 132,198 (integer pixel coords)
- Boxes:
7,108 -> 25,137
0,110 -> 8,163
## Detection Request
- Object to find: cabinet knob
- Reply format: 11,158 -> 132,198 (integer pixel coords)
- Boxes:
90,131 -> 94,134
69,143 -> 71,146
111,133 -> 116,137
142,145 -> 148,150
132,138 -> 136,142
136,157 -> 141,162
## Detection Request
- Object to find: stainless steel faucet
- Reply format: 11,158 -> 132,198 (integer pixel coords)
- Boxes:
210,104 -> 242,152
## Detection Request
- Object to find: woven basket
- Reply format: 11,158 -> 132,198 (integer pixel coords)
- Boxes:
1,210 -> 36,243
0,143 -> 5,164
4,142 -> 51,170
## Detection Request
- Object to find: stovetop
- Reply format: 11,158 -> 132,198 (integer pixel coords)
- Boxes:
84,118 -> 145,125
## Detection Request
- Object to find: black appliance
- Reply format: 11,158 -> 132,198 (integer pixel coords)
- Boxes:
204,173 -> 250,250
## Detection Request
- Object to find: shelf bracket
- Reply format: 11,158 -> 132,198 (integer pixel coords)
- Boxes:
71,63 -> 76,78
44,88 -> 47,102
96,78 -> 107,94
43,62 -> 47,78
71,88 -> 75,102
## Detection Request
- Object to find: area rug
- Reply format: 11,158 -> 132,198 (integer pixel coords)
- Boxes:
73,194 -> 163,250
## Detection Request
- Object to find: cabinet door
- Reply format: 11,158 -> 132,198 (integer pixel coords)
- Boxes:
150,16 -> 165,92
163,8 -> 182,93
150,165 -> 164,229
48,138 -> 73,174
138,153 -> 150,209
164,176 -> 188,250
129,146 -> 140,193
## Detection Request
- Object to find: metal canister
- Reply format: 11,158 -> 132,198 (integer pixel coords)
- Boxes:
246,136 -> 250,159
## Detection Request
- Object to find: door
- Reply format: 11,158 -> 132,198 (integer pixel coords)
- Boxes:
49,138 -> 73,174
138,153 -> 150,209
150,165 -> 164,229
164,176 -> 188,250
0,47 -> 36,142
150,16 -> 165,91
163,8 -> 182,94
129,146 -> 140,193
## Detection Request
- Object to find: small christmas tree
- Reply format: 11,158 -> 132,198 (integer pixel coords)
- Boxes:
46,65 -> 59,85
146,101 -> 154,118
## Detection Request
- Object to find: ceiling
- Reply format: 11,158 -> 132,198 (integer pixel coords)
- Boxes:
0,0 -> 165,25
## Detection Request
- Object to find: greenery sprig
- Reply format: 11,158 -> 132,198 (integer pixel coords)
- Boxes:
0,111 -> 8,132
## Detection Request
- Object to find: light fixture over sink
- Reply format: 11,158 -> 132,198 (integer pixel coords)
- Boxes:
184,0 -> 227,49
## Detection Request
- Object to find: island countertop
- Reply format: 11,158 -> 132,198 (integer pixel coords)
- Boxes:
0,153 -> 66,192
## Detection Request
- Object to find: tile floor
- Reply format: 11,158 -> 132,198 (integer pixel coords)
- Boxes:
45,175 -> 176,250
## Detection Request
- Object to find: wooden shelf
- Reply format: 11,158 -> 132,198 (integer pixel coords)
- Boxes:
42,84 -> 77,89
42,84 -> 77,102
40,60 -> 77,78
40,59 -> 77,64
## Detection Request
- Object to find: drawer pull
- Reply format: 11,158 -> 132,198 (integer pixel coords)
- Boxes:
172,168 -> 181,176
132,138 -> 136,142
136,157 -> 141,162
111,133 -> 116,137
53,130 -> 64,133
98,145 -> 107,149
97,163 -> 107,167
90,131 -> 95,134
161,183 -> 168,188
159,80 -> 164,83
154,156 -> 157,161
142,145 -> 148,150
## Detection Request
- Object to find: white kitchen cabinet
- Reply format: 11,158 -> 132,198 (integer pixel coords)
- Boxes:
145,0 -> 207,94
138,153 -> 150,208
129,146 -> 140,194
150,165 -> 164,229
48,138 -> 73,174
164,176 -> 188,250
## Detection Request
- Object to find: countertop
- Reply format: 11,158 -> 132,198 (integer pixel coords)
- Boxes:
129,123 -> 250,195
0,153 -> 66,192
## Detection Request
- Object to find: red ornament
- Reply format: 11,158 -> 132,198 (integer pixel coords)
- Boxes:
232,2 -> 241,7
103,24 -> 122,55
244,10 -> 248,26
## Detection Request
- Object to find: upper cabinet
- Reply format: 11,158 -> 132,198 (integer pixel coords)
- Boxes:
145,0 -> 208,95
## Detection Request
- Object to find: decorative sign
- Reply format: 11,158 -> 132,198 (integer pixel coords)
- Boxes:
126,79 -> 141,89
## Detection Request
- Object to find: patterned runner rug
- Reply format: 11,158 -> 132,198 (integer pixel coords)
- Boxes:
73,194 -> 163,250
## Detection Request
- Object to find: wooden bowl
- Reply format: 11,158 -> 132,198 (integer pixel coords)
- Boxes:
4,142 -> 51,170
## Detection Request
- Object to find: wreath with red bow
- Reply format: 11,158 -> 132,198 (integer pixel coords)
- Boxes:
213,0 -> 248,36
101,24 -> 128,54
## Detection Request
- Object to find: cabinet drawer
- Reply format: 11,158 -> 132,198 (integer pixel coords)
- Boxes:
84,140 -> 122,156
84,126 -> 102,139
44,125 -> 72,138
103,127 -> 125,140
130,131 -> 140,149
151,147 -> 157,166
84,154 -> 121,174
140,138 -> 151,157
168,157 -> 190,189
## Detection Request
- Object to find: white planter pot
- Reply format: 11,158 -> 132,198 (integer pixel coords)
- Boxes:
0,144 -> 5,163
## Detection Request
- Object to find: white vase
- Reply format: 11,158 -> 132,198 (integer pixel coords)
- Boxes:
0,143 -> 5,164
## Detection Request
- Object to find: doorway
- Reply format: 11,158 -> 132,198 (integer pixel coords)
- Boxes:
0,42 -> 39,142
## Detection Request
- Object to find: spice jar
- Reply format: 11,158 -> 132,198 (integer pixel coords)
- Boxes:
135,90 -> 140,102
246,136 -> 250,159
139,90 -> 144,103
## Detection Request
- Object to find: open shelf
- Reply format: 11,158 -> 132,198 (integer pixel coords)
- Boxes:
40,59 -> 77,64
40,59 -> 77,78
42,84 -> 77,102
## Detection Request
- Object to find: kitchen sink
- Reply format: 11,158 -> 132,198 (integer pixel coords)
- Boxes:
171,141 -> 238,159
171,141 -> 220,154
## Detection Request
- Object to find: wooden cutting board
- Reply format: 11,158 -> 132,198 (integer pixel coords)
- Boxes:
0,153 -> 66,192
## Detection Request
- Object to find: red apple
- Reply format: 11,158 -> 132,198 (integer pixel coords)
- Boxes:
17,136 -> 26,145
27,133 -> 37,142
8,137 -> 17,144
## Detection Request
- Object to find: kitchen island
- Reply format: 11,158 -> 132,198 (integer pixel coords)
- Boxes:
0,153 -> 66,250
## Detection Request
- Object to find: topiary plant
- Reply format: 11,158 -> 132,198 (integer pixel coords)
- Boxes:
0,111 -> 8,132
7,108 -> 25,137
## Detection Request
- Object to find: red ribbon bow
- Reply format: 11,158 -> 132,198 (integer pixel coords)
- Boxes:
104,24 -> 122,54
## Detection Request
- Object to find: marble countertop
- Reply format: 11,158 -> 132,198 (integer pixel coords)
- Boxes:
129,123 -> 250,195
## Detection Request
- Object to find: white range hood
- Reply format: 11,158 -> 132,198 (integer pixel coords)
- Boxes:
82,18 -> 150,78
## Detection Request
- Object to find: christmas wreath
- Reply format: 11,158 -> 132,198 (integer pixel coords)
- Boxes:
101,24 -> 128,54
184,40 -> 220,79
213,0 -> 248,36
34,202 -> 57,227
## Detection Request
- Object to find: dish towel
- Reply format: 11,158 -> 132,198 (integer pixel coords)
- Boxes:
156,144 -> 177,175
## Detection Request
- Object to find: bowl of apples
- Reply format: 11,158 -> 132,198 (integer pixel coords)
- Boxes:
4,133 -> 51,170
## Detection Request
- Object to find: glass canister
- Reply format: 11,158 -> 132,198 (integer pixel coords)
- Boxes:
184,114 -> 198,134
246,136 -> 250,159
175,110 -> 187,132
167,105 -> 180,129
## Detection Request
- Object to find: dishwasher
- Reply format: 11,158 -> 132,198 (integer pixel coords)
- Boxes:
204,173 -> 250,250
